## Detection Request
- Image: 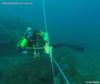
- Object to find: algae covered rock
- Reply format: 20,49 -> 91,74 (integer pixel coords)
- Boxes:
5,56 -> 54,84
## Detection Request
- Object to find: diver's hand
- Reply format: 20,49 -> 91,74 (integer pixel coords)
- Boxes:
17,46 -> 28,55
22,50 -> 27,54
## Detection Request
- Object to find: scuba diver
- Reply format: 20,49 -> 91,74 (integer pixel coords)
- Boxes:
17,27 -> 51,58
17,27 -> 85,58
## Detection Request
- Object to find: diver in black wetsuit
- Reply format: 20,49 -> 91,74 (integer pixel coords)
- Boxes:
17,27 -> 85,57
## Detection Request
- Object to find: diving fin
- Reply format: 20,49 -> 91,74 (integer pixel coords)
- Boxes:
52,43 -> 85,52
66,44 -> 85,52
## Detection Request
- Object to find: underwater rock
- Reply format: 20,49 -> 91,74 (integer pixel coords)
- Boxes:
5,56 -> 54,84
53,47 -> 83,84
0,71 -> 3,80
0,39 -> 18,56
1,45 -> 87,84
0,70 -> 5,84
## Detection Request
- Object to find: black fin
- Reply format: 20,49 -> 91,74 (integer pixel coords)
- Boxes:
52,43 -> 85,52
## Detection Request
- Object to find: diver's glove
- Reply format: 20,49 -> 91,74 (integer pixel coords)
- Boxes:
22,50 -> 28,54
